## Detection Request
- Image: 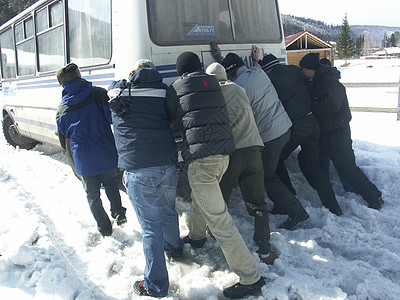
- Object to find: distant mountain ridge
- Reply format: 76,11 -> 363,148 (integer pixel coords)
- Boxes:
282,14 -> 400,46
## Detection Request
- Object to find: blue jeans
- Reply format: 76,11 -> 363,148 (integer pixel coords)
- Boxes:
123,164 -> 183,297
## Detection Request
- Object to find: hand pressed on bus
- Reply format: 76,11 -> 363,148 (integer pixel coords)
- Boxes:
210,41 -> 223,63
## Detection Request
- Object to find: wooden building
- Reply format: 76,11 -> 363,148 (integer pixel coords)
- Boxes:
285,31 -> 334,66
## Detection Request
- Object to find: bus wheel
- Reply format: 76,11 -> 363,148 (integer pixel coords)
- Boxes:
2,114 -> 38,150
65,138 -> 83,181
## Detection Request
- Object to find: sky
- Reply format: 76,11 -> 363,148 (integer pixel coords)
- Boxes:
1,58 -> 400,299
279,0 -> 400,27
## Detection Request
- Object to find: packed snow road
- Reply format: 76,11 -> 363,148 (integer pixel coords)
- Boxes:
1,127 -> 400,299
2,57 -> 400,299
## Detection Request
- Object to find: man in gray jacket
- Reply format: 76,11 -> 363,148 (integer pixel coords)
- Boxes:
206,62 -> 278,265
219,52 -> 309,230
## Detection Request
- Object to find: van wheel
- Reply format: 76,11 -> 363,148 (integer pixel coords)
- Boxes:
2,114 -> 38,150
65,138 -> 83,181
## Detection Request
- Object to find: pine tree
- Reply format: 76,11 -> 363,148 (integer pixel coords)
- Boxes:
355,34 -> 364,57
336,14 -> 356,63
0,0 -> 37,26
389,31 -> 400,47
382,32 -> 388,48
0,0 -> 13,26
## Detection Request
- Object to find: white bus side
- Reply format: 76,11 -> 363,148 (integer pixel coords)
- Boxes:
1,0 -> 287,151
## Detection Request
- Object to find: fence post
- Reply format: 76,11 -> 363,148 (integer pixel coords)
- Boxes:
398,73 -> 400,121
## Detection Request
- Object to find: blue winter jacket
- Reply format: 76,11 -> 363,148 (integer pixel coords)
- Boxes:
108,68 -> 177,170
56,78 -> 118,177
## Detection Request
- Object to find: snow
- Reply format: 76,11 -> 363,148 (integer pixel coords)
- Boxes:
372,47 -> 400,56
1,58 -> 400,300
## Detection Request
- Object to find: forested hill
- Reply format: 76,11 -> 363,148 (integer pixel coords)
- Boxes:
282,14 -> 400,45
282,14 -> 340,42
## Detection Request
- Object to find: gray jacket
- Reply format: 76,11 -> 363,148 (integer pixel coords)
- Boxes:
206,62 -> 263,150
233,66 -> 292,143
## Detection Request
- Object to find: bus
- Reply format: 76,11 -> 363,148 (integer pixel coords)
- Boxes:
1,0 -> 287,165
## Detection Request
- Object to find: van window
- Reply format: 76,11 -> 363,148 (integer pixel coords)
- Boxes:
68,0 -> 111,67
0,28 -> 17,79
16,17 -> 35,76
36,2 -> 65,72
147,0 -> 282,46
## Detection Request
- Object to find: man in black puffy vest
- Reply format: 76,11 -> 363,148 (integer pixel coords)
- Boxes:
167,52 -> 265,299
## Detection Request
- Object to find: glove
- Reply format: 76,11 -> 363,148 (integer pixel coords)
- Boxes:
210,41 -> 223,63
252,45 -> 261,63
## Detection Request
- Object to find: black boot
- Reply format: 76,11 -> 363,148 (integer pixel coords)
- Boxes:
278,212 -> 309,230
223,277 -> 265,299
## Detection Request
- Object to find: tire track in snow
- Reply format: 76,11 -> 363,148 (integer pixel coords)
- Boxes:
0,164 -> 115,300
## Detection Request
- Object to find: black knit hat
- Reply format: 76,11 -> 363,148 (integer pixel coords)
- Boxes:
56,63 -> 81,85
320,57 -> 331,66
176,52 -> 202,76
299,53 -> 320,70
222,53 -> 245,73
260,54 -> 280,71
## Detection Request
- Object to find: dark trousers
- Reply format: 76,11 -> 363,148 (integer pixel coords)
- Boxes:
81,168 -> 126,233
219,146 -> 270,249
262,129 -> 307,217
277,115 -> 341,213
319,154 -> 358,194
317,124 -> 381,206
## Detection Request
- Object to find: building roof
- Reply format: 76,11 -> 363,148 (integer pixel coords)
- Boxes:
372,47 -> 400,56
285,30 -> 333,50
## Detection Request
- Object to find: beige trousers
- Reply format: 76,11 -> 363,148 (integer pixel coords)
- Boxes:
187,155 -> 260,285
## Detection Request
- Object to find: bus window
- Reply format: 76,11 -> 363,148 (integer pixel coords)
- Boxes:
16,17 -> 35,76
229,0 -> 282,42
36,2 -> 65,72
0,28 -> 17,79
36,8 -> 48,33
68,0 -> 111,67
15,23 -> 24,43
147,0 -> 283,46
147,0 -> 232,46
50,1 -> 63,27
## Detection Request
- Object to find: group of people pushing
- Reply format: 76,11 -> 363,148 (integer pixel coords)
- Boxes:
55,42 -> 383,299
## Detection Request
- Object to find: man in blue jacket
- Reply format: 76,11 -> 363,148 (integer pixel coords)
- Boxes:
108,59 -> 183,298
56,63 -> 127,237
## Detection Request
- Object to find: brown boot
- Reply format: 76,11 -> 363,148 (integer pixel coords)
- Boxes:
260,249 -> 279,265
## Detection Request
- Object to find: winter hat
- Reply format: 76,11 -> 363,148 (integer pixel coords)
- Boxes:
320,57 -> 332,66
56,63 -> 81,85
260,54 -> 280,71
129,59 -> 156,79
299,53 -> 320,70
132,59 -> 155,71
206,62 -> 227,81
176,52 -> 202,76
222,53 -> 245,73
